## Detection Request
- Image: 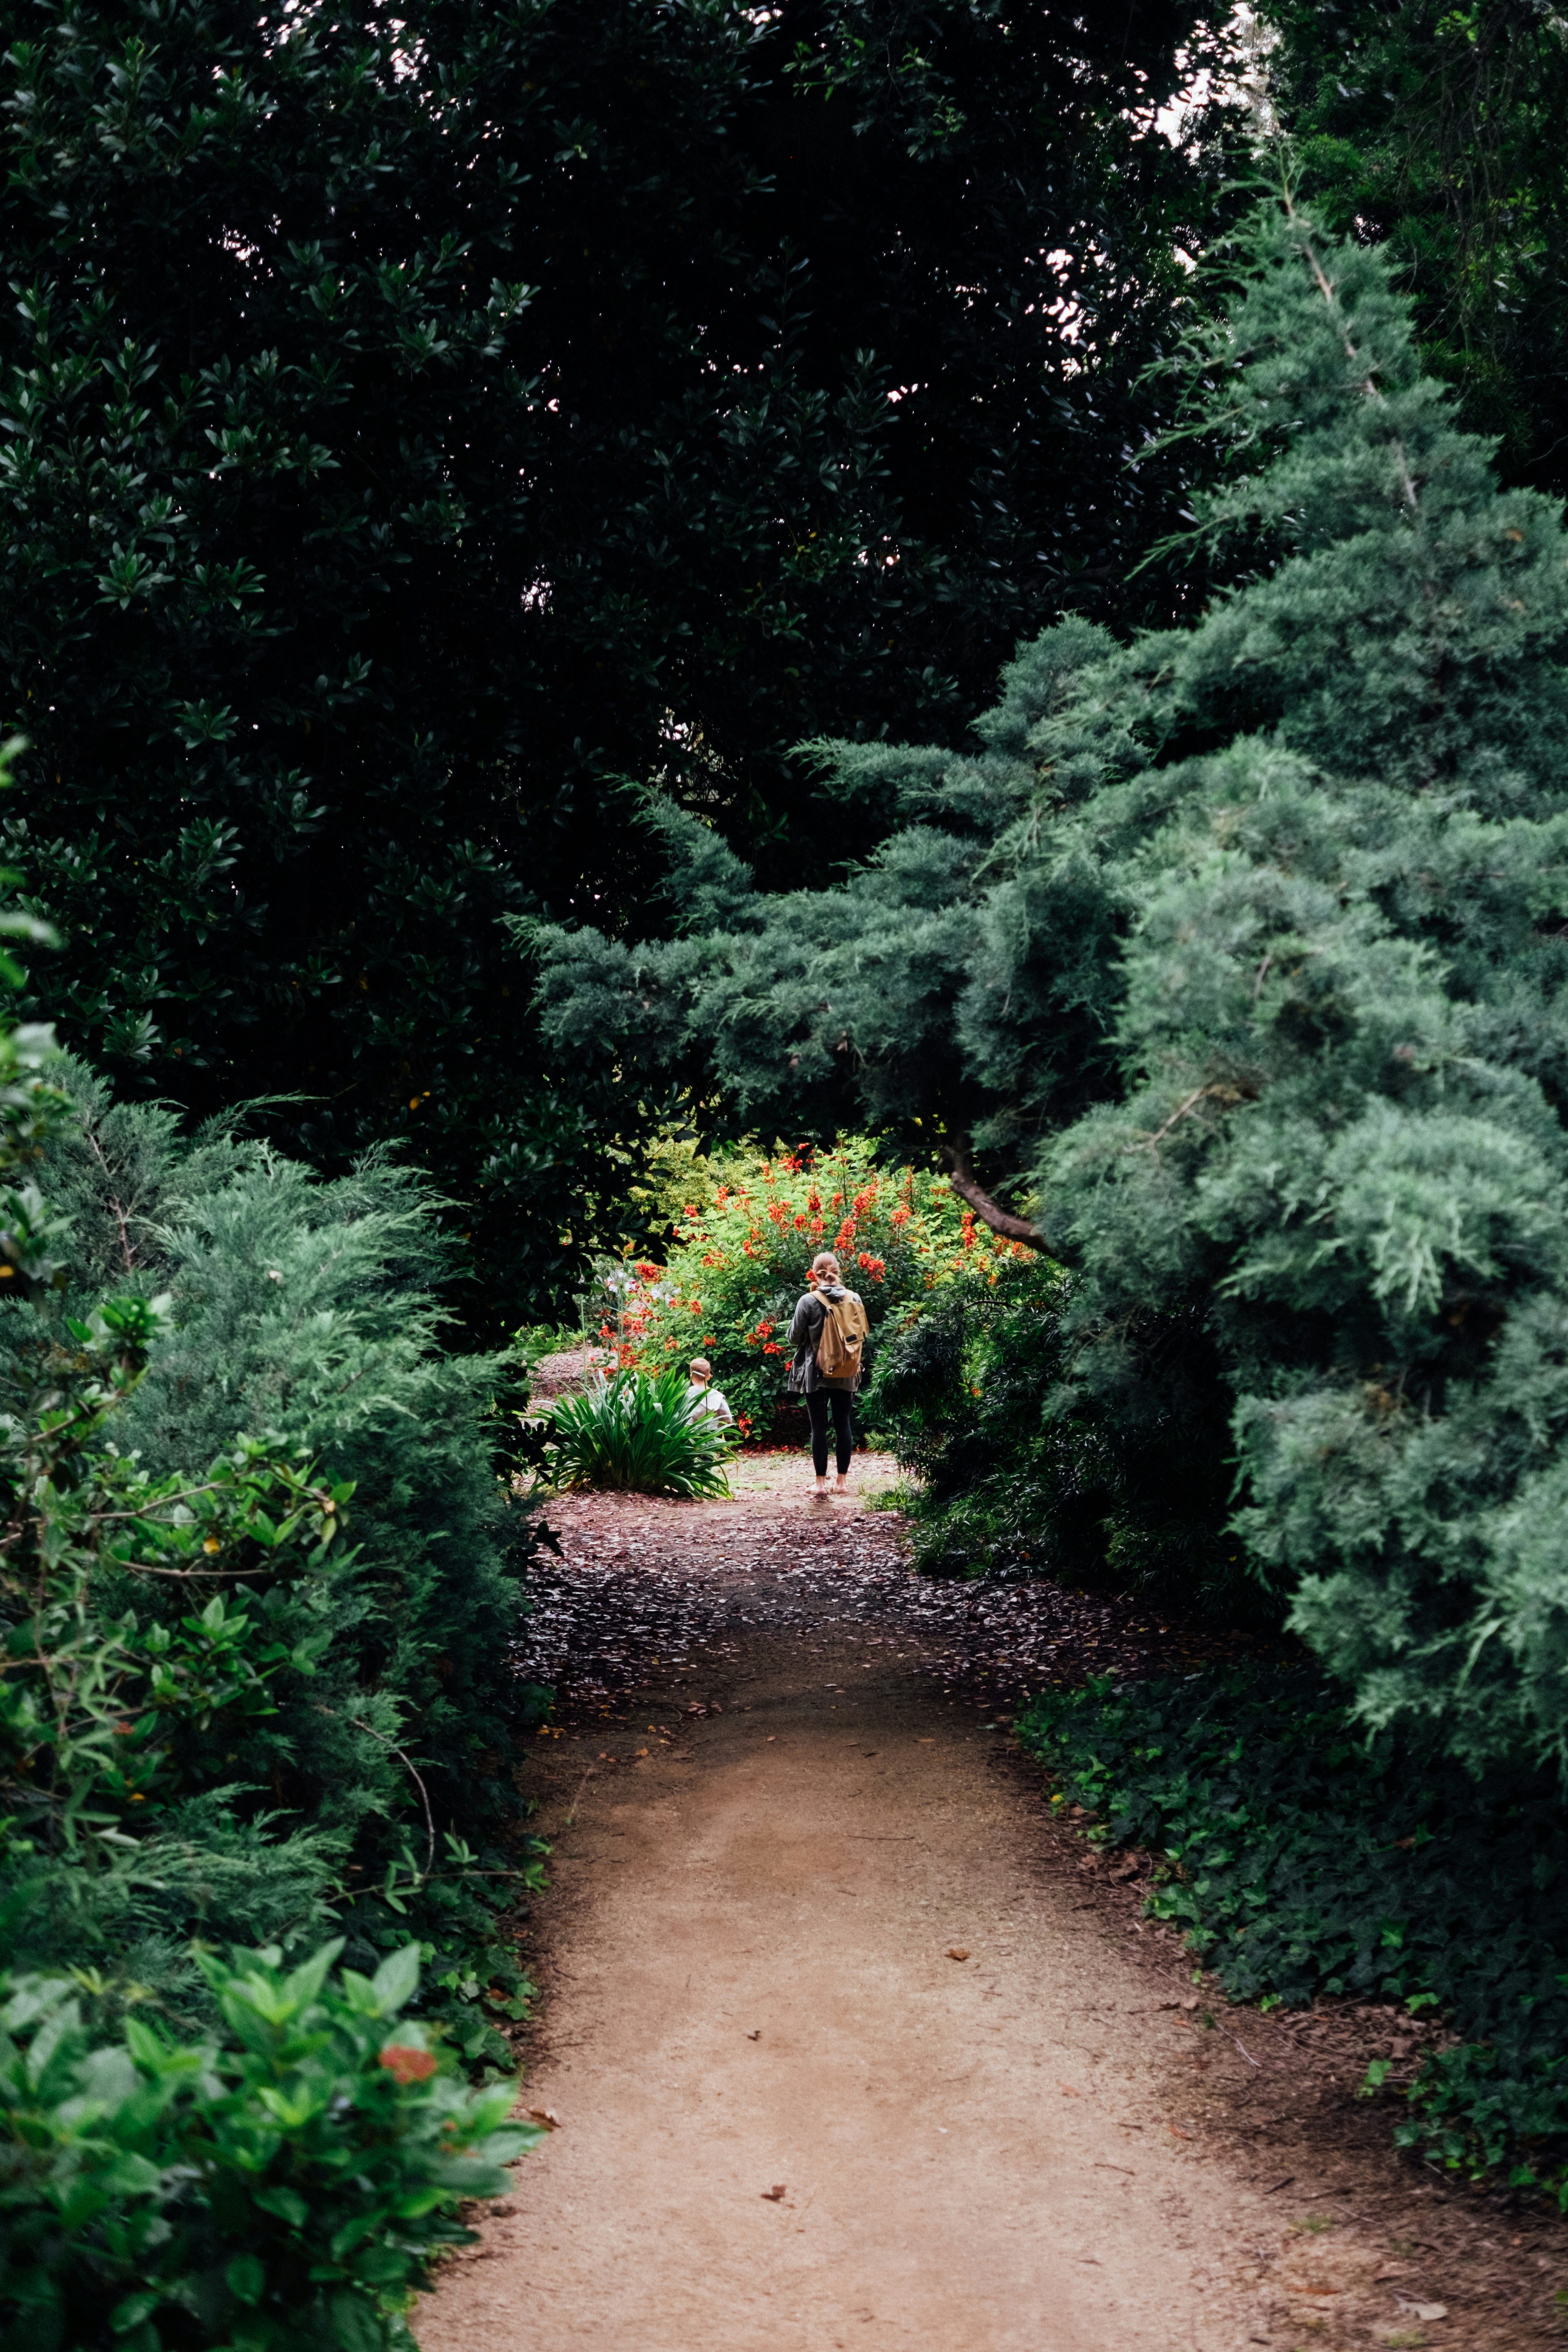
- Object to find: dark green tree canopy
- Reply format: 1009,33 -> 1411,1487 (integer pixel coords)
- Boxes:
1268,0 -> 1568,502
0,0 -> 1238,1326
535,198 -> 1568,1774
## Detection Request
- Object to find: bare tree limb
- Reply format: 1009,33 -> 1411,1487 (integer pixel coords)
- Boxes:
352,1716 -> 437,1880
84,1120 -> 138,1274
938,1138 -> 1044,1248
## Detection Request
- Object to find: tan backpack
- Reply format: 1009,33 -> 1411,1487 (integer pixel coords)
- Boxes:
815,1290 -> 870,1383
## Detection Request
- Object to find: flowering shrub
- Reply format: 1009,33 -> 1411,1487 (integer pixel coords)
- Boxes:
606,1139 -> 1031,1438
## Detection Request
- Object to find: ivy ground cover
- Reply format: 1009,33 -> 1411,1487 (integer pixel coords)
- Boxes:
1020,1666 -> 1568,2202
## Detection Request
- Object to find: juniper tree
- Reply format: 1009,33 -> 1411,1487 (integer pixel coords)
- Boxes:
3,1059 -> 541,1995
531,197 -> 1568,1776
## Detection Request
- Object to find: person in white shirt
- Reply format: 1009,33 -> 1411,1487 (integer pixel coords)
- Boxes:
685,1357 -> 734,1425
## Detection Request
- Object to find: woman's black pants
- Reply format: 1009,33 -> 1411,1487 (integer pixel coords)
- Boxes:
805,1388 -> 855,1477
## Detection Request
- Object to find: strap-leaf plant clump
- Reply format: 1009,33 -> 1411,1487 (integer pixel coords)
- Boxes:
536,1364 -> 735,1499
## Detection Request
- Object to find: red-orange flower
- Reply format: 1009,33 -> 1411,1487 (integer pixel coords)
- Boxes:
379,2045 -> 439,2084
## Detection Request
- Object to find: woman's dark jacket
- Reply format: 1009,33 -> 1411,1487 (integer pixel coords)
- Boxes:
787,1283 -> 865,1393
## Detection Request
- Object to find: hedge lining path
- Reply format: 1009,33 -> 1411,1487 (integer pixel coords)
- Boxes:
419,1457 -> 1568,2352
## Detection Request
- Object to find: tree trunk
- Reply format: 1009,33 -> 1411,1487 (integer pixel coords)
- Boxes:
938,1139 -> 1044,1248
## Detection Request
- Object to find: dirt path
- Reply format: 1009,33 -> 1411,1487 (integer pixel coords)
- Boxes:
420,1460 -> 1568,2352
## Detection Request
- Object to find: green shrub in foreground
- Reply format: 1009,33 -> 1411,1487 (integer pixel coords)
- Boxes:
538,1365 -> 734,1496
0,1047 -> 550,2046
0,1939 -> 541,2352
1019,1667 -> 1568,2200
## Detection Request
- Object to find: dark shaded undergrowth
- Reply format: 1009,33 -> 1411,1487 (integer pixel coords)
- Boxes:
868,1257 -> 1269,1628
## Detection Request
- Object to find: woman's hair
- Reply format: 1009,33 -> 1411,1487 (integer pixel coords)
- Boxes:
689,1357 -> 711,1379
810,1251 -> 842,1282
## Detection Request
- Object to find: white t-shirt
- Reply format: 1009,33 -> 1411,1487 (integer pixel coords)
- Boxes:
686,1381 -> 734,1425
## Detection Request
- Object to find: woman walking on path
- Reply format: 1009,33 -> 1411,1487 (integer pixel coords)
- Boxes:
788,1251 -> 870,1497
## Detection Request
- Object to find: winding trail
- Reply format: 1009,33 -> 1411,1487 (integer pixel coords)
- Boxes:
420,1458 -> 1568,2352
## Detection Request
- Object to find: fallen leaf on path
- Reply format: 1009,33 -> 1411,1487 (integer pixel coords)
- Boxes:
765,1736 -> 776,1742
917,1737 -> 934,1744
946,1947 -> 969,1961
1398,2301 -> 1448,2322
747,2030 -> 761,2041
525,2108 -> 561,2131
636,1748 -> 649,1756
760,2185 -> 787,2202
1168,2122 -> 1190,2140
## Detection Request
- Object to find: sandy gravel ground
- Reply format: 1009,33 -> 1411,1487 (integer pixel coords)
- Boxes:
418,1460 -> 1568,2352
